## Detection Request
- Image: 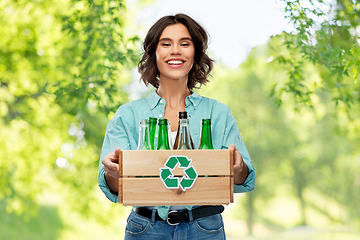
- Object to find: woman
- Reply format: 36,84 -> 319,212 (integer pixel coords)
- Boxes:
99,13 -> 256,239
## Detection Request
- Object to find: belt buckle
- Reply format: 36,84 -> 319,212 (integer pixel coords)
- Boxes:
166,210 -> 179,226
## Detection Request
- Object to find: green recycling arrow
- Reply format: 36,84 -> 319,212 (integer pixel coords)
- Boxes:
159,155 -> 198,191
165,156 -> 178,169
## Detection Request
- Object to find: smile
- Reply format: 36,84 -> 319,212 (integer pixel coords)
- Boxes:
166,60 -> 185,65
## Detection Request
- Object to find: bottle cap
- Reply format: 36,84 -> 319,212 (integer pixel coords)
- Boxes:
149,117 -> 157,124
139,119 -> 148,125
158,119 -> 168,125
178,111 -> 188,119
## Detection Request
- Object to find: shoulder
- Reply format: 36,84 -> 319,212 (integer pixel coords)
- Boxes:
108,98 -> 149,129
115,95 -> 150,115
197,94 -> 231,113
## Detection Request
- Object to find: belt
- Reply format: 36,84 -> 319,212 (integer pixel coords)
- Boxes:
133,205 -> 224,226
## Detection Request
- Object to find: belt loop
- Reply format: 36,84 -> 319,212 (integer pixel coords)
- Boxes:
151,209 -> 156,224
187,208 -> 194,223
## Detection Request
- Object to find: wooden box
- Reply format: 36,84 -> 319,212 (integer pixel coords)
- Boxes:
118,149 -> 234,206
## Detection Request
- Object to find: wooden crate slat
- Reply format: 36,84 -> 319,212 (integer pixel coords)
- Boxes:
122,177 -> 230,206
122,150 -> 230,176
230,148 -> 234,203
119,151 -> 123,204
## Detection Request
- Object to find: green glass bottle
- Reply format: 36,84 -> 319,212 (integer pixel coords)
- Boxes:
198,119 -> 213,149
157,119 -> 171,150
148,117 -> 157,150
137,119 -> 150,150
173,111 -> 194,150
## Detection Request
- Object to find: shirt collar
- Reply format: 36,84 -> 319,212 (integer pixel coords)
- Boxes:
146,90 -> 202,110
146,90 -> 162,110
185,91 -> 201,109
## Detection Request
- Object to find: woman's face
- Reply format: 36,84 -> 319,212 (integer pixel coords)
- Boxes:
155,23 -> 195,83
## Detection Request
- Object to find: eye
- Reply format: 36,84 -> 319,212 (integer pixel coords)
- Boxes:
161,42 -> 171,47
181,41 -> 192,47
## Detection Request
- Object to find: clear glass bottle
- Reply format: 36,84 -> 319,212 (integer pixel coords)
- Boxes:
137,119 -> 150,150
198,119 -> 213,149
173,111 -> 194,150
157,119 -> 171,150
148,117 -> 157,150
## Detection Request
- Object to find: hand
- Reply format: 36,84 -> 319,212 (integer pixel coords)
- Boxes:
228,144 -> 248,185
102,147 -> 121,178
101,147 -> 121,193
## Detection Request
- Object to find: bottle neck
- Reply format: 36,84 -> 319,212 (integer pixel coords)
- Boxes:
175,119 -> 194,149
157,123 -> 170,150
148,120 -> 157,150
199,123 -> 213,149
137,120 -> 150,150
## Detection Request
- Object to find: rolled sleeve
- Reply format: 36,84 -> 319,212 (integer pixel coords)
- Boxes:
234,158 -> 256,193
222,107 -> 256,193
98,166 -> 118,202
98,109 -> 133,203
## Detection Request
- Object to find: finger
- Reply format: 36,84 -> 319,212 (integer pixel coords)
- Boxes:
104,168 -> 118,178
228,144 -> 236,164
114,147 -> 121,157
110,148 -> 121,163
234,149 -> 242,167
228,144 -> 236,151
104,164 -> 119,178
104,161 -> 119,171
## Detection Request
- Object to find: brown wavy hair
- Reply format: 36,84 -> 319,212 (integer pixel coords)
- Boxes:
138,13 -> 214,90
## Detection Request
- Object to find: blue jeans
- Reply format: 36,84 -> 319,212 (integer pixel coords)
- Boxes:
124,209 -> 226,240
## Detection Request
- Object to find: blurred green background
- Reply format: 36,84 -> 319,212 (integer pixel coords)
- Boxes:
1,0 -> 359,239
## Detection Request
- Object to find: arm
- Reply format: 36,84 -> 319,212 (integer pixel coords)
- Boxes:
220,107 -> 256,193
98,109 -> 134,202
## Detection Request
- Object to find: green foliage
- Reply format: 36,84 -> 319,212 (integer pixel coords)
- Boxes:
198,34 -> 360,232
0,200 -> 63,240
0,0 -> 139,221
55,0 -> 139,115
275,0 -> 360,109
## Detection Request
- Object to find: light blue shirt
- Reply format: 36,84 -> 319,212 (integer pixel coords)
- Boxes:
98,90 -> 256,220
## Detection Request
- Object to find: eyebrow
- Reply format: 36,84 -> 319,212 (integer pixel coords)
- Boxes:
159,37 -> 193,42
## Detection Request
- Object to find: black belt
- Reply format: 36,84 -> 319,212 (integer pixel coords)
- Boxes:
133,205 -> 224,225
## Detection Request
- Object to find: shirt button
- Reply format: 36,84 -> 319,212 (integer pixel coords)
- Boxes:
159,115 -> 162,118
160,100 -> 163,103
194,103 -> 196,107
151,105 -> 154,108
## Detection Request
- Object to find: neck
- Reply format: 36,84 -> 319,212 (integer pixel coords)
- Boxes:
157,76 -> 191,109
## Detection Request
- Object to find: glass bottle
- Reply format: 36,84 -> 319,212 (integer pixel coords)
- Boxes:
198,119 -> 213,149
173,111 -> 194,150
157,119 -> 171,150
148,117 -> 157,150
137,119 -> 150,150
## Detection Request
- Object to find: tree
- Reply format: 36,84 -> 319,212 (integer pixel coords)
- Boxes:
0,0 -> 139,222
199,33 -> 360,233
273,0 -> 360,111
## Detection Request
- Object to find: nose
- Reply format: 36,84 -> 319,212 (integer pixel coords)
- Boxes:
170,44 -> 181,55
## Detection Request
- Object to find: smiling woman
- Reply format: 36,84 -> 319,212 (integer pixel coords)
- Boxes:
155,24 -> 195,85
138,14 -> 213,91
98,13 -> 256,240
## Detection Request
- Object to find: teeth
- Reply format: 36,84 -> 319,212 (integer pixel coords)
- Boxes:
167,60 -> 183,65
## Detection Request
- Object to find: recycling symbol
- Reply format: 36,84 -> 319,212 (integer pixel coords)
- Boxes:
159,155 -> 198,191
